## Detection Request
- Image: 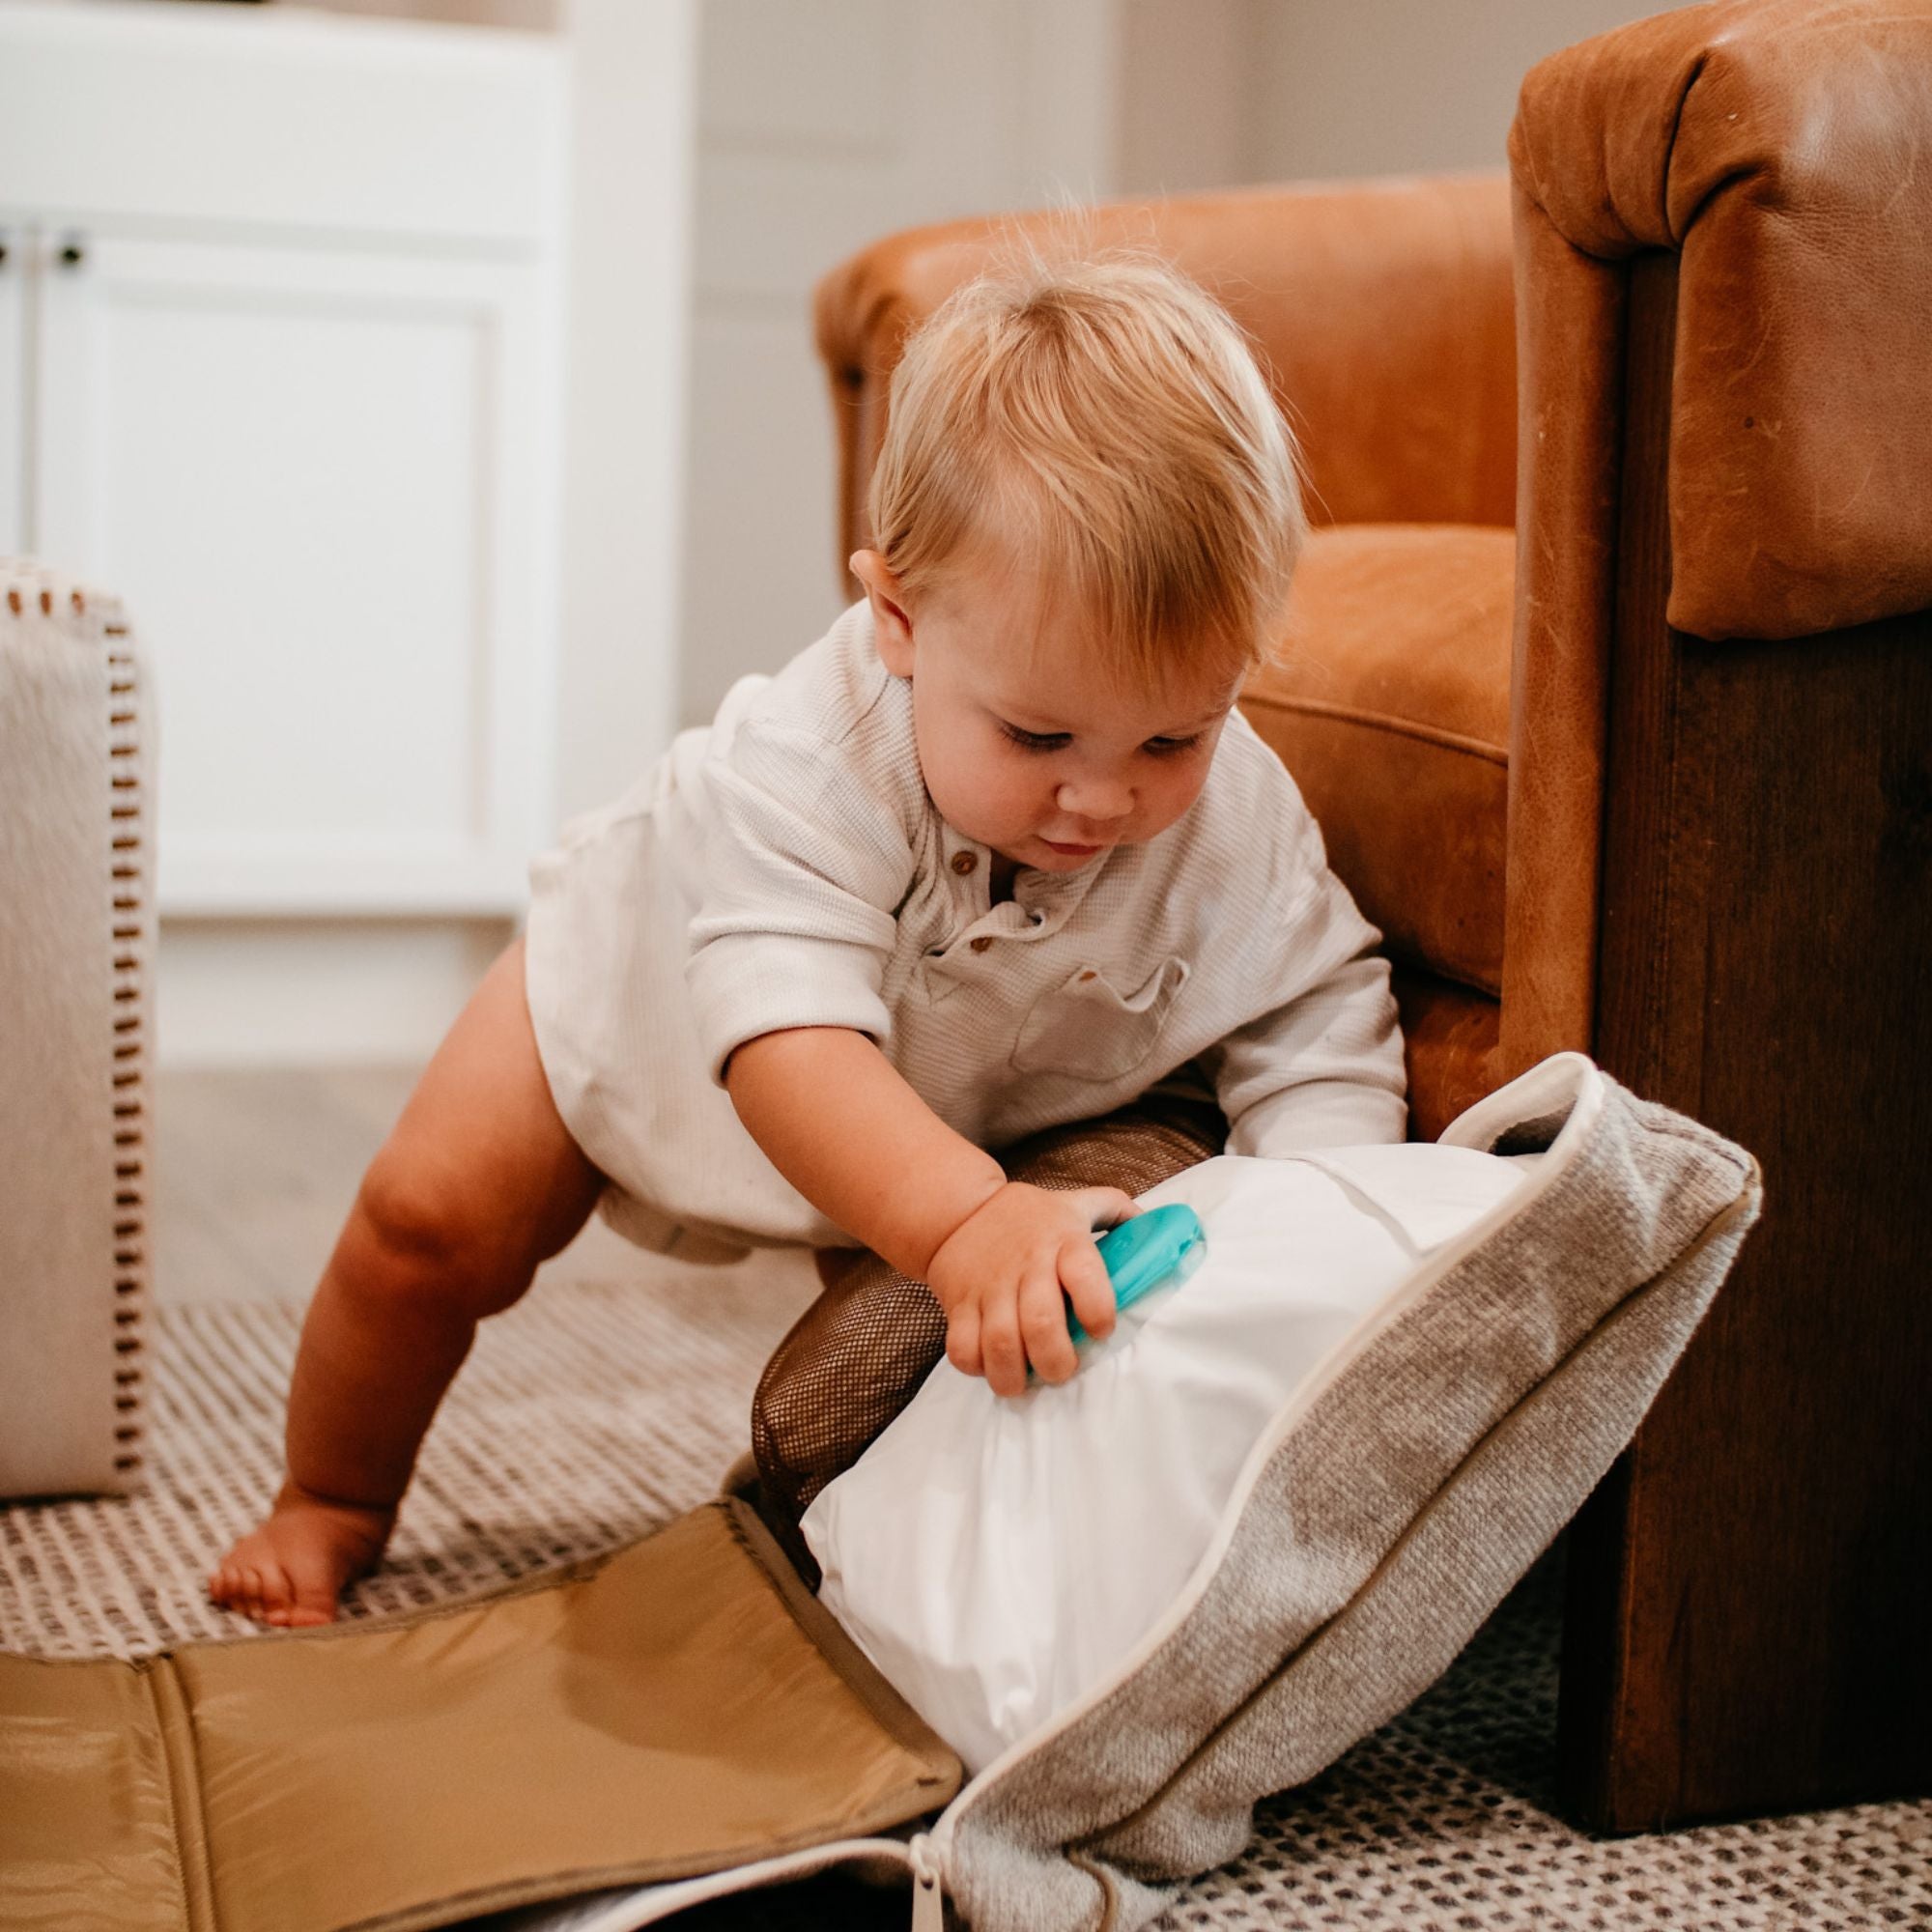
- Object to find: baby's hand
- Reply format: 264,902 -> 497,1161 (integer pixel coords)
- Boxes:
926,1181 -> 1140,1398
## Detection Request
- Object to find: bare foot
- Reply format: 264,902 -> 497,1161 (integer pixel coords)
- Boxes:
208,1483 -> 396,1628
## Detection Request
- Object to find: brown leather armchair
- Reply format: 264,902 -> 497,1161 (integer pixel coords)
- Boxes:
811,0 -> 1931,1833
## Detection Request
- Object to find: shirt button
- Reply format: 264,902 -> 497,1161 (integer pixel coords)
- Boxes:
970,935 -> 993,953
951,851 -> 978,875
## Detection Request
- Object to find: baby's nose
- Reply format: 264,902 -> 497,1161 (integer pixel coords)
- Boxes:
1055,778 -> 1133,821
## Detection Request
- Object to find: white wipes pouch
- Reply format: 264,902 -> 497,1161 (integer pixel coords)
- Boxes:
802,1146 -> 1540,1772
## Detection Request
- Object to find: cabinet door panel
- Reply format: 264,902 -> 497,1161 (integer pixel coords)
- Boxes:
37,235 -> 553,915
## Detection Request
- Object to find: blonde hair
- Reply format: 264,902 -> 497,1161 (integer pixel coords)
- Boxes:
867,244 -> 1305,684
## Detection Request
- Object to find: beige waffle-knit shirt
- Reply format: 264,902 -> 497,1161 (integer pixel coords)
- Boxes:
525,600 -> 1406,1260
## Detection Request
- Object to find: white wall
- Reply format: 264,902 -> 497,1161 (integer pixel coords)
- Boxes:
553,0 -> 697,817
1114,0 -> 1256,197
1240,0 -> 1665,184
676,0 -> 1122,727
1114,0 -> 1665,195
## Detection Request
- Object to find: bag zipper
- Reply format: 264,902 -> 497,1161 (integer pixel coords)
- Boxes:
908,1831 -> 945,1929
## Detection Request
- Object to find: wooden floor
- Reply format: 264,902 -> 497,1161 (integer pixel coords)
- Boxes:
150,1064 -> 680,1307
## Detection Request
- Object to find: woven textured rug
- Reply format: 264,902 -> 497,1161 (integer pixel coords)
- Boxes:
3,1282 -> 1926,1931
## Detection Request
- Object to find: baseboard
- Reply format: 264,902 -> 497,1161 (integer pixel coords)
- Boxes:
156,916 -> 517,1067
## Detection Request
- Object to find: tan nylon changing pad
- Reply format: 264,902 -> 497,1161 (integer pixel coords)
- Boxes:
0,1499 -> 960,1932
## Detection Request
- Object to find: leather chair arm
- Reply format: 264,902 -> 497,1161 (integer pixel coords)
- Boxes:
1511,0 -> 1932,644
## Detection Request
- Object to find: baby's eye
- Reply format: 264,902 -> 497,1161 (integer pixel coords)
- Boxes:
1143,734 -> 1203,757
1000,722 -> 1069,753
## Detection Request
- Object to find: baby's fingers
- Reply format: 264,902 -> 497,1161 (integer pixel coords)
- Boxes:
1059,1236 -> 1118,1345
1020,1262 -> 1078,1386
1073,1185 -> 1141,1234
979,1295 -> 1028,1398
945,1299 -> 983,1380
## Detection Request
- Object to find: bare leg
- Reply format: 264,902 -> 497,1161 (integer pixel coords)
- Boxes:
208,937 -> 606,1625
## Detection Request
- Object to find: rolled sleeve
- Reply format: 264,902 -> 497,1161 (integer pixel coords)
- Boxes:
690,931 -> 896,1083
1214,950 -> 1408,1154
685,722 -> 915,1085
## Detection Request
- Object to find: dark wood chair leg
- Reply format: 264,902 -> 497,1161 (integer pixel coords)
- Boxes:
1557,256 -> 1932,1830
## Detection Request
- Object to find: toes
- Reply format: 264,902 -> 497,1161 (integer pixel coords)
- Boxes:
211,1548 -> 262,1618
257,1570 -> 285,1625
212,1561 -> 247,1613
209,1552 -> 253,1608
256,1560 -> 301,1626
208,1531 -> 358,1627
209,1540 -> 324,1628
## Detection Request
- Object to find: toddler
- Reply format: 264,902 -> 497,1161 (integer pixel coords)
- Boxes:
209,250 -> 1406,1627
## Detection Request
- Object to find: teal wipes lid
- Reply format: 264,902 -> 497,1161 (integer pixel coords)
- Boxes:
1066,1202 -> 1208,1345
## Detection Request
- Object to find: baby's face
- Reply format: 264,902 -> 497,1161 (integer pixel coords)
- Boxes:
855,546 -> 1243,877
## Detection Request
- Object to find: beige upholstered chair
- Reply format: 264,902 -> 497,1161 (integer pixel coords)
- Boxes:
0,561 -> 155,1498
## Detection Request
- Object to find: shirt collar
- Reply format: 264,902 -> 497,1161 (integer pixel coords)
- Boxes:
936,816 -> 1115,922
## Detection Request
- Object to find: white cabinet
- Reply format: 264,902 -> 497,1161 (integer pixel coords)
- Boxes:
0,2 -> 566,919
30,232 -> 549,913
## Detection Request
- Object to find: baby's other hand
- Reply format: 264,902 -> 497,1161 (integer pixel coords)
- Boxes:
926,1181 -> 1140,1398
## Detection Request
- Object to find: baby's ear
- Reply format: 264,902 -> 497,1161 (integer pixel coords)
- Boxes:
850,550 -> 915,677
